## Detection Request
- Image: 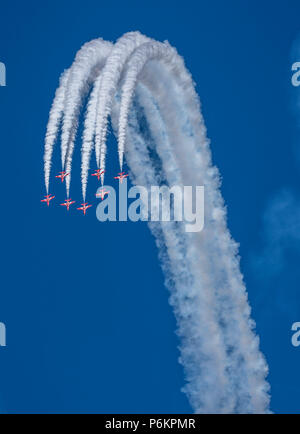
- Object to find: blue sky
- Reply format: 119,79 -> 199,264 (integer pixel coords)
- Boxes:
0,0 -> 300,414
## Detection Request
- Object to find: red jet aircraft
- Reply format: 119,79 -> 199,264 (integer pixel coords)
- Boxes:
41,194 -> 55,206
55,171 -> 69,183
96,188 -> 110,200
60,198 -> 76,211
91,169 -> 105,181
114,172 -> 129,184
77,203 -> 92,216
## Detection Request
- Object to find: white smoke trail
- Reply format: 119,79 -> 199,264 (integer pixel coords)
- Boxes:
81,73 -> 104,200
117,41 -> 176,169
137,73 -> 266,412
62,39 -> 112,197
43,39 -> 112,196
131,58 -> 270,412
94,32 -> 149,181
112,85 -> 237,413
43,33 -> 271,413
43,69 -> 70,193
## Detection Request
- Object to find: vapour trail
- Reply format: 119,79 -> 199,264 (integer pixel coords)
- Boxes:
131,72 -> 269,412
133,57 -> 270,412
114,84 -> 237,413
93,32 -> 149,181
81,73 -> 104,200
117,41 -> 175,169
43,33 -> 271,413
62,39 -> 112,197
43,39 -> 112,196
44,69 -> 70,193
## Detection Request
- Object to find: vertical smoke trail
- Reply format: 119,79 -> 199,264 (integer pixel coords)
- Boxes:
43,39 -> 111,195
112,86 -> 237,413
94,32 -> 149,181
117,41 -> 176,169
44,69 -> 70,193
43,33 -> 271,413
81,73 -> 104,200
131,58 -> 270,412
113,36 -> 270,412
62,39 -> 112,197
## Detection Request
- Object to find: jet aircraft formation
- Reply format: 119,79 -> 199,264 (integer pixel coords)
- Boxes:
41,170 -> 128,215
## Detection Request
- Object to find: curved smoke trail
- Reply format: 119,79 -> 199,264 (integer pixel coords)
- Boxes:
43,32 -> 271,413
94,32 -> 149,182
44,69 -> 70,193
